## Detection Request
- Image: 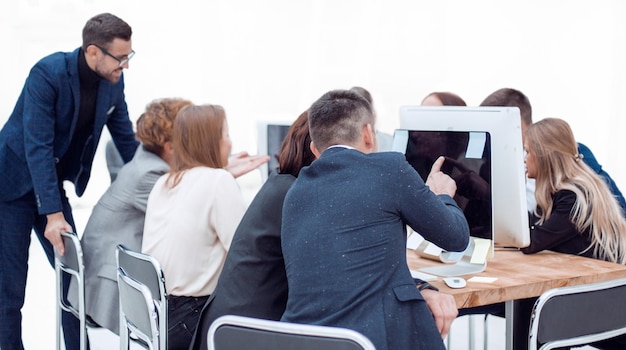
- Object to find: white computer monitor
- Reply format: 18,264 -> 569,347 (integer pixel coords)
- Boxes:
257,121 -> 293,182
395,106 -> 530,248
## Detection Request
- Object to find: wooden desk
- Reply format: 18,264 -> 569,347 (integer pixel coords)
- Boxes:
407,249 -> 626,349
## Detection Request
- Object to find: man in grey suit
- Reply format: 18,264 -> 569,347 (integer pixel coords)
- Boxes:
280,89 -> 470,350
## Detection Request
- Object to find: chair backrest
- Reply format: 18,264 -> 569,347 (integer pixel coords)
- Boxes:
117,269 -> 160,350
116,245 -> 166,303
116,245 -> 167,349
528,277 -> 626,350
54,231 -> 87,350
208,315 -> 376,350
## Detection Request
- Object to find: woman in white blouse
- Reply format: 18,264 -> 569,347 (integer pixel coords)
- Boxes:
142,104 -> 246,349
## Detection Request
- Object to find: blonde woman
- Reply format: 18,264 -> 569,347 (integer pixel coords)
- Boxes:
521,118 -> 626,264
142,104 -> 246,349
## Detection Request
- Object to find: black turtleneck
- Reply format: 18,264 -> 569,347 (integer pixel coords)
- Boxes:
57,48 -> 101,182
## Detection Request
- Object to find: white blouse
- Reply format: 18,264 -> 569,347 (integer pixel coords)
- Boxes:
142,166 -> 246,297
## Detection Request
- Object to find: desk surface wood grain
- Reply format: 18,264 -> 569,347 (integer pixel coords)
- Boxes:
406,249 -> 626,309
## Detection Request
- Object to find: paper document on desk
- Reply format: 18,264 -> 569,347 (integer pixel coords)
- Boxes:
470,238 -> 493,264
407,228 -> 462,263
407,228 -> 442,255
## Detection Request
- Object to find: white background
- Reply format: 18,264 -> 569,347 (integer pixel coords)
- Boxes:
1,0 -> 624,348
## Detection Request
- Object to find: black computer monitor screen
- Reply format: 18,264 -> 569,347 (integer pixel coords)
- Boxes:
257,121 -> 292,182
397,106 -> 529,248
266,124 -> 290,176
403,130 -> 492,240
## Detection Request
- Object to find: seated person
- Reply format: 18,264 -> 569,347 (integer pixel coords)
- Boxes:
189,110 -> 314,350
480,87 -> 626,214
78,98 -> 268,335
280,89 -> 470,350
421,91 -> 467,106
190,107 -> 467,350
79,97 -> 191,334
521,117 -> 626,262
141,103 -> 250,349
516,118 -> 626,350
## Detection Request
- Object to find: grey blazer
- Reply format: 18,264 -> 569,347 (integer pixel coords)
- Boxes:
75,146 -> 169,334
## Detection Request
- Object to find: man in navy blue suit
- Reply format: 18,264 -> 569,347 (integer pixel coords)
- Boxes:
280,89 -> 470,350
0,13 -> 139,349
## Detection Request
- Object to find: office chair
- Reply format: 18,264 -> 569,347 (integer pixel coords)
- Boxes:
208,315 -> 376,350
116,245 -> 168,350
54,231 -> 88,350
528,277 -> 626,350
117,268 -> 160,349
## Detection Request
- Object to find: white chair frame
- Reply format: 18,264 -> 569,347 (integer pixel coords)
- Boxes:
208,314 -> 376,350
54,231 -> 88,350
116,244 -> 167,350
528,277 -> 626,350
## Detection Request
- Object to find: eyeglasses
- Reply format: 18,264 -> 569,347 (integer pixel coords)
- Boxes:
94,45 -> 135,67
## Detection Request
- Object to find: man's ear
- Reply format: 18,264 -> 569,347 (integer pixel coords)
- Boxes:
310,141 -> 321,159
84,44 -> 99,69
363,124 -> 375,150
84,44 -> 99,58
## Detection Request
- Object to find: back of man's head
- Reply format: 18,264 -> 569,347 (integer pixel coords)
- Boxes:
309,89 -> 374,151
480,88 -> 532,127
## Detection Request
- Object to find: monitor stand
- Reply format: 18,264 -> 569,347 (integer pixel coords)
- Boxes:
419,238 -> 491,277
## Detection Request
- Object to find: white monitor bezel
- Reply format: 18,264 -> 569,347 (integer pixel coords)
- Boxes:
256,120 -> 293,182
397,106 -> 530,248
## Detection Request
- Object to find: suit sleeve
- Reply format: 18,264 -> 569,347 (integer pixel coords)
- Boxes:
133,169 -> 164,213
22,64 -> 64,215
396,158 -> 470,252
106,76 -> 139,163
521,191 -> 579,254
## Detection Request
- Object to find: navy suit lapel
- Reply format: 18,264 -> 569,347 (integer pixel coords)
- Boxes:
67,48 -> 81,144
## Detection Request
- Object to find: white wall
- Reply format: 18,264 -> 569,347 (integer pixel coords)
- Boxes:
1,0 -> 624,191
1,2 -> 625,239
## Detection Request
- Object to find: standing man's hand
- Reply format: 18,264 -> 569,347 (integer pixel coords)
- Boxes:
44,212 -> 72,256
426,156 -> 457,197
421,288 -> 458,338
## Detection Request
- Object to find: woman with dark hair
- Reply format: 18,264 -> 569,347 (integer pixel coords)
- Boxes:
421,91 -> 467,106
189,110 -> 315,350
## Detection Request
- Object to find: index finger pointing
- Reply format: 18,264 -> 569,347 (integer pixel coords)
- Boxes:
430,156 -> 445,173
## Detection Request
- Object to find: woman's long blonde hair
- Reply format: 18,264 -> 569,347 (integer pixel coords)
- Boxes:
166,104 -> 227,188
526,118 -> 626,264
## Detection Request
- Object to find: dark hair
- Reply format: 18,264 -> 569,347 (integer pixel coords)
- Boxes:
278,110 -> 315,177
308,89 -> 374,151
349,86 -> 373,105
423,91 -> 467,106
480,88 -> 532,127
82,13 -> 132,50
